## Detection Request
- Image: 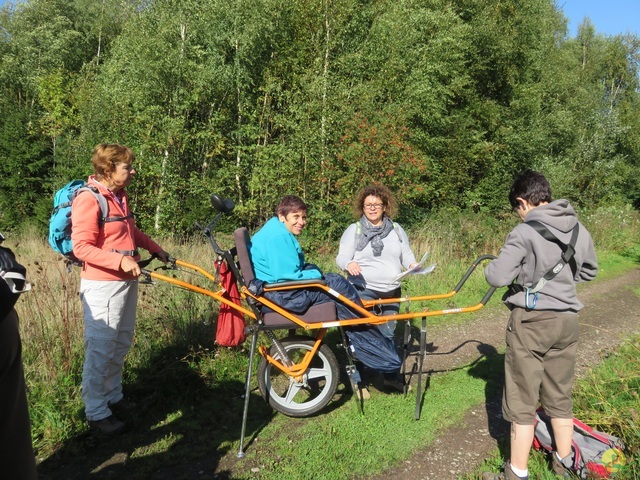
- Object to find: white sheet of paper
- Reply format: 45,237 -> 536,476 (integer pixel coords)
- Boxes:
394,252 -> 436,281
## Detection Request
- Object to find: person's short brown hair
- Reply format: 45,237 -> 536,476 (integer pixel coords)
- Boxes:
353,184 -> 398,219
92,144 -> 135,179
276,195 -> 308,217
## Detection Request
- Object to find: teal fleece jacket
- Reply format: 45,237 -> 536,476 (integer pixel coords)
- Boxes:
249,217 -> 322,283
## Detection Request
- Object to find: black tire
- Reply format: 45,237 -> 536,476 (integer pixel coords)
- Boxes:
257,336 -> 339,417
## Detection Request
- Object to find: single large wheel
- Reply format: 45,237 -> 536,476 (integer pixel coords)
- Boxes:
257,336 -> 339,417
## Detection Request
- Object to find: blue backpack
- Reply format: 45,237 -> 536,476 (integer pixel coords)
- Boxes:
48,180 -> 130,264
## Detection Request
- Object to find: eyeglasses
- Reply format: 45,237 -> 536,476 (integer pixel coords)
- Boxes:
363,203 -> 384,210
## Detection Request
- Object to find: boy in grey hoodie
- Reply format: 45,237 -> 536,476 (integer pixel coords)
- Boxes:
483,171 -> 598,480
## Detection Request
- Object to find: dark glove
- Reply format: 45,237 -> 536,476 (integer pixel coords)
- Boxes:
248,278 -> 265,296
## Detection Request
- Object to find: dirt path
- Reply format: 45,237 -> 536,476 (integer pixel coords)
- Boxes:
370,268 -> 640,480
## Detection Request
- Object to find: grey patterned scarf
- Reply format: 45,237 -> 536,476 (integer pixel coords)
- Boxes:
355,215 -> 396,257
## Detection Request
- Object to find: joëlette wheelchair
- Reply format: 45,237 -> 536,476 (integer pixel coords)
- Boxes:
141,195 -> 497,457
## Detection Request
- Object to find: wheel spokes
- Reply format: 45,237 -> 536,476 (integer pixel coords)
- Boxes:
306,365 -> 330,380
282,381 -> 304,404
260,340 -> 338,415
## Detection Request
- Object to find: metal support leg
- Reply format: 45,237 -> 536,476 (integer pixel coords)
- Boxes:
401,319 -> 412,398
415,316 -> 427,420
237,327 -> 259,458
340,328 -> 367,408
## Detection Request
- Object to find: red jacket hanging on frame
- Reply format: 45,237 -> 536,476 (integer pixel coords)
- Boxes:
215,258 -> 246,347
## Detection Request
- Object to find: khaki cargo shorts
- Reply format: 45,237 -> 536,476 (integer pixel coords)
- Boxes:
502,307 -> 579,424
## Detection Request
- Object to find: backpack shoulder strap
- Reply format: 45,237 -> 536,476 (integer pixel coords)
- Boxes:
393,222 -> 402,241
525,221 -> 579,293
74,186 -> 108,222
75,186 -> 132,224
83,186 -> 109,219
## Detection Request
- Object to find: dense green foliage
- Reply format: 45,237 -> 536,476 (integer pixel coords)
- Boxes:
1,0 -> 639,237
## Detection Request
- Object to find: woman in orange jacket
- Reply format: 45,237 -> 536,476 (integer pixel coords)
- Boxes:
71,144 -> 170,436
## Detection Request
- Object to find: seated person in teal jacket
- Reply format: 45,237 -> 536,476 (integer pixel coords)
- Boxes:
249,195 -> 362,320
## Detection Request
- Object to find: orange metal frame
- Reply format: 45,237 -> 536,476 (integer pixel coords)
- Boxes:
257,329 -> 328,381
148,259 -> 256,319
143,255 -> 495,379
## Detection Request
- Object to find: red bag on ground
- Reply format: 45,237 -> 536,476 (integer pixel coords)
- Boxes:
215,258 -> 246,347
533,408 -> 626,479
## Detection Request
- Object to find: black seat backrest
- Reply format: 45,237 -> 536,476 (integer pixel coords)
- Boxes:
233,227 -> 255,285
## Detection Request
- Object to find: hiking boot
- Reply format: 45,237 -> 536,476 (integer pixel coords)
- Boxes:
109,397 -> 136,415
483,463 -> 528,480
88,415 -> 127,436
551,452 -> 573,478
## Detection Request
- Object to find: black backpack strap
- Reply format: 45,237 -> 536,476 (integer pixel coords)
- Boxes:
110,248 -> 139,256
525,221 -> 580,293
104,213 -> 134,223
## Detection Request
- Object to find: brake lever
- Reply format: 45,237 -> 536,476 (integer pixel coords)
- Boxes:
154,256 -> 178,271
137,254 -> 179,270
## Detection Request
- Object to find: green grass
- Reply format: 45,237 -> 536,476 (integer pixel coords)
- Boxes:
240,353 -> 504,479
8,205 -> 640,477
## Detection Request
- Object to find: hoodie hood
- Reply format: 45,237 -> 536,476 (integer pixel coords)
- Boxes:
525,199 -> 578,235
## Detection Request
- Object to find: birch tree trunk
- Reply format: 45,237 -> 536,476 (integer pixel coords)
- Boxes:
235,33 -> 243,204
154,148 -> 169,232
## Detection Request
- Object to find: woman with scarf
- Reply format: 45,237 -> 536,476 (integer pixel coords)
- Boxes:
336,184 -> 418,340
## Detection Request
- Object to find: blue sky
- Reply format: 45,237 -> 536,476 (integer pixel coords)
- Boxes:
0,0 -> 638,37
559,0 -> 639,36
